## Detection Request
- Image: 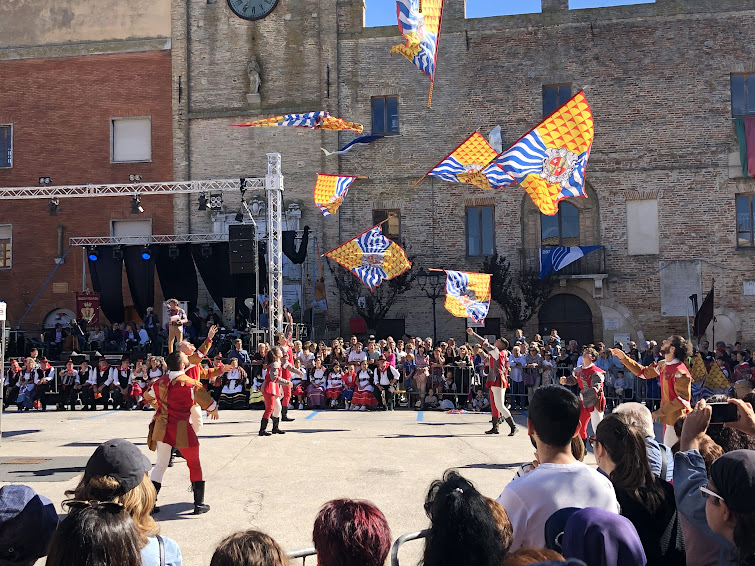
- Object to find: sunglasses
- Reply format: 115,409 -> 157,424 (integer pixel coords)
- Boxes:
699,485 -> 724,503
64,499 -> 126,513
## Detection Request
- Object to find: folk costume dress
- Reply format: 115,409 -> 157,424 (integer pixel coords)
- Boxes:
564,363 -> 606,440
326,371 -> 344,401
219,368 -> 246,409
619,356 -> 692,445
353,370 -> 377,407
307,368 -> 327,408
146,370 -> 218,484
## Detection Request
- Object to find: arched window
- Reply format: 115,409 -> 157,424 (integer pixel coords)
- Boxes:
541,202 -> 579,247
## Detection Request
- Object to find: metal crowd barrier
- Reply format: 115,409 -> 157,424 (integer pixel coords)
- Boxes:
285,529 -> 428,566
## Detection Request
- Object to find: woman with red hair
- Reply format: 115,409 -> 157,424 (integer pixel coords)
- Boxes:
313,498 -> 391,566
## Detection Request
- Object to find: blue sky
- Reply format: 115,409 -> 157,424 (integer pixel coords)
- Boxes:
365,0 -> 655,27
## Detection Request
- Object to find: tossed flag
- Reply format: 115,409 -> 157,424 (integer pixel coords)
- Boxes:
693,285 -> 714,337
231,111 -> 363,133
321,134 -> 385,156
444,270 -> 491,323
314,174 -> 361,217
418,132 -> 510,190
491,91 -> 594,215
390,0 -> 444,104
325,225 -> 411,291
539,246 -> 602,278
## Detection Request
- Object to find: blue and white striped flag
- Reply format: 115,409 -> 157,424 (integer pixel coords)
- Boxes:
539,246 -> 602,278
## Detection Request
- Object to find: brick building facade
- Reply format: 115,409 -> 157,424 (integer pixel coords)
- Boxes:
170,0 -> 755,345
0,0 -> 173,331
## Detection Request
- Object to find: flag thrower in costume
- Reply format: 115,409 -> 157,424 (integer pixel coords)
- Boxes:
230,111 -> 363,133
414,131 -> 510,190
325,224 -> 411,291
442,270 -> 491,323
490,91 -> 594,215
313,174 -> 365,217
390,0 -> 444,106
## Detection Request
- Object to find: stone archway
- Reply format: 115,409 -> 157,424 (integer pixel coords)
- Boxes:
539,293 -> 594,346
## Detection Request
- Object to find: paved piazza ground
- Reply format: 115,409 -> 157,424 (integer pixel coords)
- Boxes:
0,407 -> 599,565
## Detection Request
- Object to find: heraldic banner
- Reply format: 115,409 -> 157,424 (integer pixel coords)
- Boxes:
76,292 -> 100,325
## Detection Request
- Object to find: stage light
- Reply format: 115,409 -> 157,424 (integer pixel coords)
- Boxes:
201,243 -> 212,258
131,195 -> 144,214
239,177 -> 247,197
235,211 -> 244,223
129,174 -> 142,182
208,193 -> 223,211
141,246 -> 152,260
198,193 -> 208,211
88,247 -> 99,261
39,177 -> 52,185
48,198 -> 59,216
168,244 -> 180,259
113,246 -> 123,261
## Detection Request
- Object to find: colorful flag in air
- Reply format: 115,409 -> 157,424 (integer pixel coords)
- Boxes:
231,111 -> 363,133
390,0 -> 444,80
539,246 -> 602,278
325,225 -> 411,291
426,132 -> 510,191
491,91 -> 594,215
314,174 -> 359,217
321,135 -> 385,156
444,270 -> 491,323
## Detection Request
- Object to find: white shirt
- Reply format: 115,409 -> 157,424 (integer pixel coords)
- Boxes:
59,368 -> 80,386
374,365 -> 399,386
348,350 -> 367,363
357,370 -> 373,391
497,461 -> 619,552
313,368 -> 326,387
509,355 -> 526,383
327,372 -> 343,389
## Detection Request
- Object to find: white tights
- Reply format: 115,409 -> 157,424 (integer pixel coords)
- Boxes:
490,387 -> 512,420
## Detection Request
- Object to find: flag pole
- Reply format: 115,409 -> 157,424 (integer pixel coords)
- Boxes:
428,79 -> 434,108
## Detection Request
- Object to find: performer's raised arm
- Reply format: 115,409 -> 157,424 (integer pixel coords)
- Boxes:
610,348 -> 659,380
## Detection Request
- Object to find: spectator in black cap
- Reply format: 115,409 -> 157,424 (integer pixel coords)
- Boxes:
0,485 -> 58,566
65,438 -> 182,566
675,399 -> 755,566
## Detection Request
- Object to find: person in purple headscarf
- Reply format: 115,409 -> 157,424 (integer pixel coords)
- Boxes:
561,507 -> 646,566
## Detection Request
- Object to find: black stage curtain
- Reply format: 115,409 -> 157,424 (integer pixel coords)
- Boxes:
155,244 -> 198,314
192,242 -> 260,321
88,246 -> 125,323
124,247 -> 155,320
282,226 -> 309,264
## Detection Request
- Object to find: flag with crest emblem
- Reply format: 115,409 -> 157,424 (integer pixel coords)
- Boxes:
325,225 -> 411,291
421,132 -> 510,190
444,270 -> 491,323
314,174 -> 360,217
489,91 -> 594,215
231,111 -> 363,133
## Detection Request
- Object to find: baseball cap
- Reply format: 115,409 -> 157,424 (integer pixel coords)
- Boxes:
378,355 -> 386,361
83,439 -> 151,496
0,485 -> 58,565
709,450 -> 755,512
544,507 -> 579,551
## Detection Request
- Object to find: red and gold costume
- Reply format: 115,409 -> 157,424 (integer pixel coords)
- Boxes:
564,364 -> 605,440
619,357 -> 691,426
486,349 -> 510,421
145,371 -> 217,482
186,338 -> 224,386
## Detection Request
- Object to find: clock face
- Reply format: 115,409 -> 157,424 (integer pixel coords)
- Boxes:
227,0 -> 280,21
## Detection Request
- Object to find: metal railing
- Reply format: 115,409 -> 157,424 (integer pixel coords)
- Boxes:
285,530 -> 428,566
520,246 -> 606,276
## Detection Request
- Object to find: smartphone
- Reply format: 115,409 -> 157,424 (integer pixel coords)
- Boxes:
709,402 -> 740,424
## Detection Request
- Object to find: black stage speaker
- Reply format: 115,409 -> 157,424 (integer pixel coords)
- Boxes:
229,224 -> 256,275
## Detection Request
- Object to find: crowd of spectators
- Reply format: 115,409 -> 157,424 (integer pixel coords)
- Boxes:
8,324 -> 755,415
5,385 -> 754,566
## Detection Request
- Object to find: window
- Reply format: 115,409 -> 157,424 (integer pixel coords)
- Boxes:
373,209 -> 401,241
0,125 -> 12,168
371,96 -> 399,135
0,225 -> 11,269
111,117 -> 152,162
466,206 -> 495,256
541,202 -> 579,247
543,84 -> 572,117
736,195 -> 755,247
731,74 -> 755,117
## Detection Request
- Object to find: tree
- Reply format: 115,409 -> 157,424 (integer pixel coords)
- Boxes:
327,260 -> 415,333
482,253 -> 555,331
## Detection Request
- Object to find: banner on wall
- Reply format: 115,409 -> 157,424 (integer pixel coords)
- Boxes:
75,292 -> 101,325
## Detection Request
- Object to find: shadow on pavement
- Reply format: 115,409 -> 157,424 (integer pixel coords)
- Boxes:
279,429 -> 349,434
458,463 -> 521,470
153,502 -> 196,520
2,429 -> 41,437
12,466 -> 85,477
